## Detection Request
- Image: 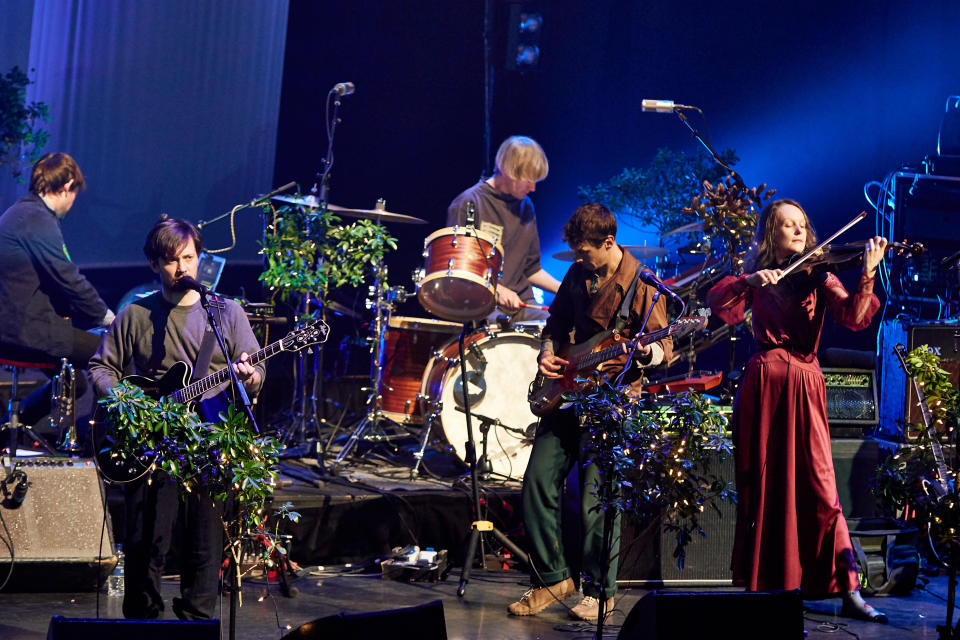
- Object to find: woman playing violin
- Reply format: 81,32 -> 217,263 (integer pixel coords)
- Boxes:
707,199 -> 888,622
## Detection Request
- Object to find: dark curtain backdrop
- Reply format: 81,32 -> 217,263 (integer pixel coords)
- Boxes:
2,0 -> 288,266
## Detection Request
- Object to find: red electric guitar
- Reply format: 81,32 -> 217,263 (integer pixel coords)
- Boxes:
527,316 -> 706,417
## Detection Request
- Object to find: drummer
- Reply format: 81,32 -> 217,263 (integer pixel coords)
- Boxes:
447,135 -> 561,324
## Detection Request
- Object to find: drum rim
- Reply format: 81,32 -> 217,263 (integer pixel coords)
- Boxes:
422,225 -> 504,255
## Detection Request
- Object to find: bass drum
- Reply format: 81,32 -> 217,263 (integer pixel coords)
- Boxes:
420,328 -> 540,480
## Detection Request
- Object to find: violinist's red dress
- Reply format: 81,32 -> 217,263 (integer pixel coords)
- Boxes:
707,271 -> 880,595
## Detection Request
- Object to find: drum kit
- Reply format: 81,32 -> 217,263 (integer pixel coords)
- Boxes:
273,195 -> 544,481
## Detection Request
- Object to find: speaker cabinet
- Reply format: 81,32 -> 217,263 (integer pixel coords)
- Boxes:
47,616 -> 219,640
822,368 -> 878,437
0,458 -> 115,591
618,446 -> 736,586
617,589 -> 804,640
618,437 -> 892,585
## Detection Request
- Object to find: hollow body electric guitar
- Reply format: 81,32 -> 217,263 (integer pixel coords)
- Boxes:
527,316 -> 707,417
94,319 -> 329,483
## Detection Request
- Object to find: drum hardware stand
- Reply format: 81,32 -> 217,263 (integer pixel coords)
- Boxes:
455,321 -> 529,598
454,406 -> 529,482
331,258 -> 411,469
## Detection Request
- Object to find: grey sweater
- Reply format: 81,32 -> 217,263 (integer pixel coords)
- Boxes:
90,292 -> 264,400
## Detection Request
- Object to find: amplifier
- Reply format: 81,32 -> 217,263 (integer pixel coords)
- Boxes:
879,320 -> 960,440
823,368 -> 878,437
891,172 -> 960,300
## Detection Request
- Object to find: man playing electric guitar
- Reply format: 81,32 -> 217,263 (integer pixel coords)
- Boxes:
90,217 -> 264,621
508,203 -> 672,622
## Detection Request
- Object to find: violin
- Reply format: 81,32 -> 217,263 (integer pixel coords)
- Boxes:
780,239 -> 925,280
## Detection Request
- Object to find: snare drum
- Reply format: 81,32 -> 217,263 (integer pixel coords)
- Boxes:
420,328 -> 539,480
416,226 -> 504,322
379,316 -> 462,425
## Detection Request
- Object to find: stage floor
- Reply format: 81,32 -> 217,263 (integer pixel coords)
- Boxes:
0,566 -> 955,639
0,454 -> 957,638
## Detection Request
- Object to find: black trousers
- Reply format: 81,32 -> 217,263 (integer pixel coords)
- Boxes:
123,472 -> 223,620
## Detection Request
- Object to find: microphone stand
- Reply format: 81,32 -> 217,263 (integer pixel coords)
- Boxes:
591,295 -> 659,639
455,320 -> 530,598
671,107 -> 747,190
196,289 -> 259,640
197,182 -> 297,230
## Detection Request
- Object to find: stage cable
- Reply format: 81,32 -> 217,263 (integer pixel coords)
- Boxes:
0,508 -> 14,591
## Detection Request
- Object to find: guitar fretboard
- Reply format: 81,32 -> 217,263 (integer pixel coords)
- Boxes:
571,321 -> 690,372
169,323 -> 325,404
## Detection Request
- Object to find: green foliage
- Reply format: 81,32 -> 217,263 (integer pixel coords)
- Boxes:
684,176 -> 776,275
259,203 -> 397,302
577,147 -> 738,235
98,380 -> 287,532
874,345 -> 960,530
562,375 -> 735,569
0,66 -> 49,179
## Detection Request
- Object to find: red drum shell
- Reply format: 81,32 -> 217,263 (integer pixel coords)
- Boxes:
378,316 -> 462,424
417,227 -> 504,322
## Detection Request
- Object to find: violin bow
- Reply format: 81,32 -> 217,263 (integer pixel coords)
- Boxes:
770,210 -> 868,284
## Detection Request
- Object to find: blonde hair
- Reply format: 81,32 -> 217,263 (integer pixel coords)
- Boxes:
494,136 -> 548,182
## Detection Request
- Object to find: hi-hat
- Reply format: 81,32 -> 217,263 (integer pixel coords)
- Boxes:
552,245 -> 668,261
271,196 -> 427,224
661,220 -> 705,237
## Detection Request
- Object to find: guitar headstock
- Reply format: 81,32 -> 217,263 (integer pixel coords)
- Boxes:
282,319 -> 331,352
892,343 -> 910,371
670,315 -> 708,341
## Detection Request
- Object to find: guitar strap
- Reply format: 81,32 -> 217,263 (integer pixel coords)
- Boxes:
191,295 -> 225,383
614,266 -> 645,333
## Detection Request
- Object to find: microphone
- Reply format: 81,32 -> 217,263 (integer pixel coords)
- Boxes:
638,270 -> 684,305
641,99 -> 697,113
177,275 -> 213,296
332,82 -> 355,96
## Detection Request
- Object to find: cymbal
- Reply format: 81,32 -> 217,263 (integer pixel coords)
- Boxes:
326,203 -> 427,225
272,194 -> 321,207
661,220 -> 705,237
552,245 -> 668,262
270,194 -> 427,224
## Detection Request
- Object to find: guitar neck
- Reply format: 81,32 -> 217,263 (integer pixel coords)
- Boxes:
172,340 -> 284,404
573,324 -> 673,372
895,346 -> 951,491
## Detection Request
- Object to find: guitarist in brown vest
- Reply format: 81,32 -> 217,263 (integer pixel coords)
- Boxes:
508,203 -> 672,621
90,217 -> 264,621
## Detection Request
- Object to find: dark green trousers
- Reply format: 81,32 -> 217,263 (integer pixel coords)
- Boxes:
521,409 -> 620,598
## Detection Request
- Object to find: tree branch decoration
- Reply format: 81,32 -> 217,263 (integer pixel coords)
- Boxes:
561,375 -> 735,570
682,176 -> 776,275
98,381 -> 299,597
259,202 -> 397,304
874,346 -> 959,547
0,66 -> 49,179
578,147 -> 738,236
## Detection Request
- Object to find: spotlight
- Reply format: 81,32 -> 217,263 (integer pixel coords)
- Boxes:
505,5 -> 543,71
515,44 -> 540,67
